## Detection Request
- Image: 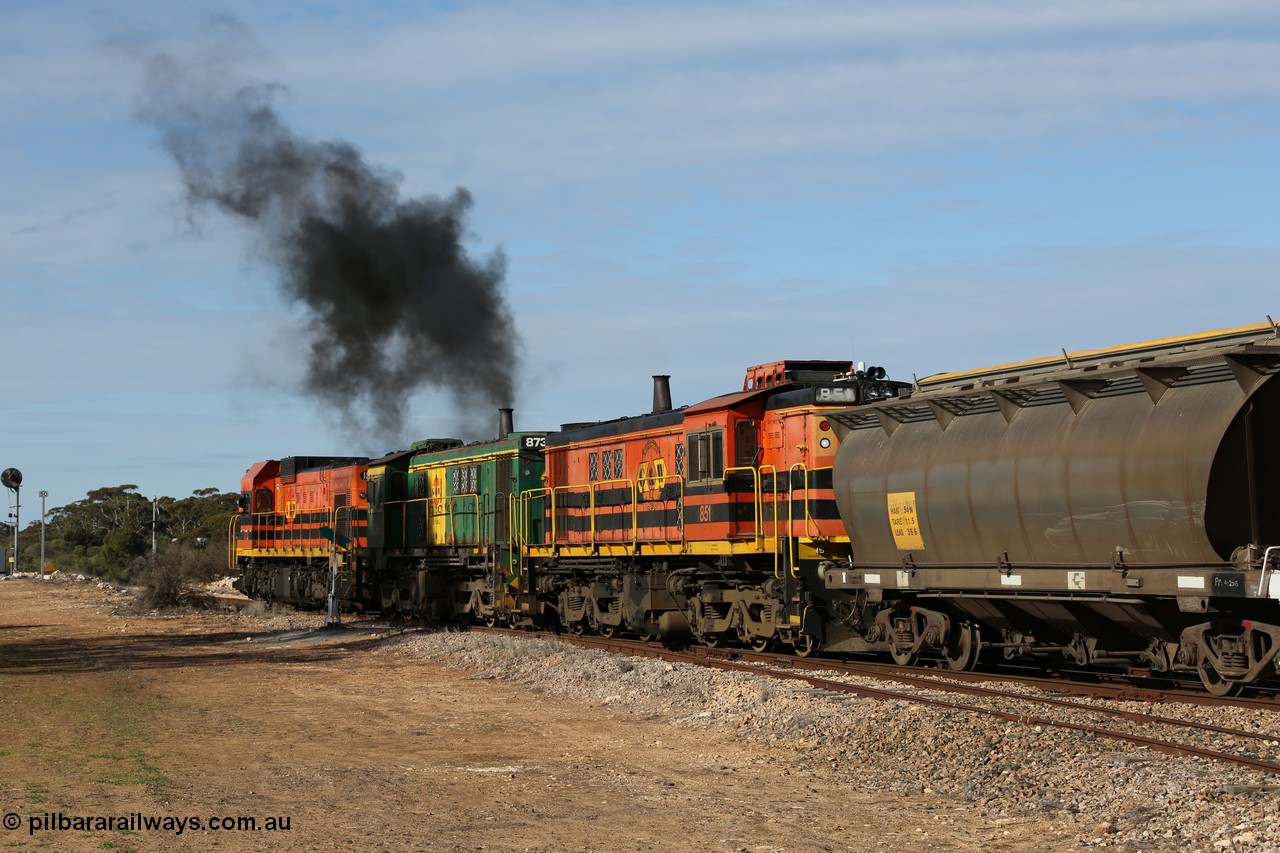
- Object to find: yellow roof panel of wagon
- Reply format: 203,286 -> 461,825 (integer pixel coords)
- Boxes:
919,317 -> 1278,389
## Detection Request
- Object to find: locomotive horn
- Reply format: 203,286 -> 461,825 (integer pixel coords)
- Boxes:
498,408 -> 514,440
652,375 -> 672,413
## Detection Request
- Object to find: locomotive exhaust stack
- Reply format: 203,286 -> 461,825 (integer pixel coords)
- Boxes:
652,375 -> 672,413
499,407 -> 514,440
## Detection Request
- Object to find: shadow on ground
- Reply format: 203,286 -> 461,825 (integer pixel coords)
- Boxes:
0,625 -> 413,675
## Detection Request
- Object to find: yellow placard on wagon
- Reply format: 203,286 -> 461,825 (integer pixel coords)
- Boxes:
886,491 -> 925,551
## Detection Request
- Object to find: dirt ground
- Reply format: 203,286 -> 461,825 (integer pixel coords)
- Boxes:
0,579 -> 1069,852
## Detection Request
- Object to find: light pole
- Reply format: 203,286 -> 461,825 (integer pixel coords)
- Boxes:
2,468 -> 21,575
39,490 -> 48,580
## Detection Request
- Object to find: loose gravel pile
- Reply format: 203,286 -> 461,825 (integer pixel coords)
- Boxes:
385,630 -> 1280,852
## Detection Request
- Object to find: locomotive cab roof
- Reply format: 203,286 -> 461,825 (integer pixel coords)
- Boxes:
743,359 -> 854,390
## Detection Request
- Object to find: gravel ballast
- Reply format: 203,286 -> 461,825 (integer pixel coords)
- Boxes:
385,630 -> 1280,852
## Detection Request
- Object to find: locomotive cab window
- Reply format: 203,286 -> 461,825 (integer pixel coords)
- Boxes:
253,488 -> 273,514
686,429 -> 725,483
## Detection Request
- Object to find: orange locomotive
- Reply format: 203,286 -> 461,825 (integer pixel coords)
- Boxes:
525,361 -> 908,654
234,456 -> 371,605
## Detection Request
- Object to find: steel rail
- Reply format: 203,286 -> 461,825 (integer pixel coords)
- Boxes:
694,645 -> 1280,711
743,652 -> 1280,716
748,658 -> 1280,746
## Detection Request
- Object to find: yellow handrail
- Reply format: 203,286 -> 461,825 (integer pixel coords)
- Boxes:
637,473 -> 687,547
226,515 -> 241,572
331,504 -> 358,567
723,465 -> 775,541
518,473 -> 690,555
515,487 -> 551,575
444,493 -> 479,545
787,463 -> 813,538
549,485 -> 573,544
588,478 -> 637,549
757,464 -> 779,575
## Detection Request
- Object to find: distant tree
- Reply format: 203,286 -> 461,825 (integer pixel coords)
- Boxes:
161,489 -> 238,547
100,525 -> 148,577
47,485 -> 147,548
18,484 -> 238,581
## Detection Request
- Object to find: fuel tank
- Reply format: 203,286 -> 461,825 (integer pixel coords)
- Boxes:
828,322 -> 1280,569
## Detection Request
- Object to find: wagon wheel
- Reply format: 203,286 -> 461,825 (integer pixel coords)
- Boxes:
1197,654 -> 1244,697
889,643 -> 919,667
944,624 -> 982,672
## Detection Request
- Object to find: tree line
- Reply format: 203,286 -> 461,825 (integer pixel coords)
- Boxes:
3,485 -> 238,581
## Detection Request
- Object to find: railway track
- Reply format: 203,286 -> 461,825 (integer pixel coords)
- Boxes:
751,652 -> 1280,712
478,627 -> 1280,778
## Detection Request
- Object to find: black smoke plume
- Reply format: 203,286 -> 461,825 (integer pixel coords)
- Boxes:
135,16 -> 518,446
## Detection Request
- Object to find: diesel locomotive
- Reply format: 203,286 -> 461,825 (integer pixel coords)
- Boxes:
231,319 -> 1280,695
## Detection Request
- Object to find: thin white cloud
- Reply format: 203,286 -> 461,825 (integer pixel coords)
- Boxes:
291,0 -> 1280,83
263,4 -> 1280,187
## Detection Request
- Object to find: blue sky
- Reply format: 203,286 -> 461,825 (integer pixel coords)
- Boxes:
2,0 -> 1278,512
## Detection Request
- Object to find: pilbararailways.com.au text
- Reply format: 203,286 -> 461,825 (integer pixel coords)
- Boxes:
5,811 -> 291,836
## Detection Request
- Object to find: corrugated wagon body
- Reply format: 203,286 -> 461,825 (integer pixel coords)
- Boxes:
825,320 -> 1280,694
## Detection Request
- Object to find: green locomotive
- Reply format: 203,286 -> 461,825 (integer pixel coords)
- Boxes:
360,410 -> 547,623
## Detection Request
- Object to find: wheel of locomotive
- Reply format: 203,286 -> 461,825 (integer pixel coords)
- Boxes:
483,614 -> 498,628
749,635 -> 774,653
792,634 -> 820,658
701,632 -> 725,648
944,624 -> 982,672
1197,654 -> 1244,697
889,644 -> 919,667
598,623 -> 619,639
